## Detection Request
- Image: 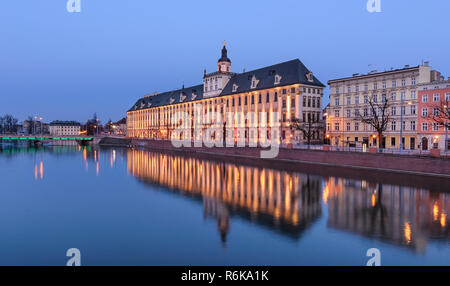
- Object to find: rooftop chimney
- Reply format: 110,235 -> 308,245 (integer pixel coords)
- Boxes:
404,64 -> 410,68
424,61 -> 430,67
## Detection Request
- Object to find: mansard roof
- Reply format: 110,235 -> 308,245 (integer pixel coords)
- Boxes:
128,84 -> 204,112
128,59 -> 324,112
221,59 -> 324,95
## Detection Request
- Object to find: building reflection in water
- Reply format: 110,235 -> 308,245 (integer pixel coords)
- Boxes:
324,177 -> 449,252
127,149 -> 323,244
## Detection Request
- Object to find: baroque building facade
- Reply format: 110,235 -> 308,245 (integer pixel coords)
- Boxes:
127,44 -> 325,145
326,63 -> 440,149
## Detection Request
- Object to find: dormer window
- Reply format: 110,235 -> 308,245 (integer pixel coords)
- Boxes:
232,84 -> 239,92
140,102 -> 145,108
251,75 -> 259,89
274,74 -> 282,85
147,102 -> 152,107
192,92 -> 198,100
180,93 -> 186,102
306,72 -> 314,82
170,98 -> 175,104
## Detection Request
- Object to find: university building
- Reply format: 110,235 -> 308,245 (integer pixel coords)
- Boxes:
127,44 -> 325,145
326,63 -> 440,149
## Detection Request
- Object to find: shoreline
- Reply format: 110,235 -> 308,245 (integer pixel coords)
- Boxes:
98,137 -> 450,180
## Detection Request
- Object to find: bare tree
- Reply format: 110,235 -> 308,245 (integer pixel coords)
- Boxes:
1,115 -> 18,134
289,117 -> 323,149
427,99 -> 450,129
355,95 -> 391,149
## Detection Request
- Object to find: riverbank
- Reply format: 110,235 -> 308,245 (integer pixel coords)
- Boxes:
98,137 -> 450,178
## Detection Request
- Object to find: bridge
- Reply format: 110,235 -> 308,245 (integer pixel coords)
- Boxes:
0,135 -> 94,145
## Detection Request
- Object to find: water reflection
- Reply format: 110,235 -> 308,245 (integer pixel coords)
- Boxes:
324,177 -> 449,252
127,148 -> 449,251
127,149 -> 322,242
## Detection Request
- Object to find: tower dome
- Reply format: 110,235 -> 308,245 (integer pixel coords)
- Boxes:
218,41 -> 231,73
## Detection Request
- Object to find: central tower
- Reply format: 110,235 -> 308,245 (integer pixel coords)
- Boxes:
218,41 -> 231,73
203,42 -> 234,98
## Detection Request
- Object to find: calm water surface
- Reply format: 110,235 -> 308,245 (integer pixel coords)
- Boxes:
0,144 -> 449,265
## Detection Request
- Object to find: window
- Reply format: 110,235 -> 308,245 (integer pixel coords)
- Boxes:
392,80 -> 397,88
238,97 -> 241,106
282,89 -> 287,95
258,93 -> 262,104
266,92 -> 270,102
334,123 -> 340,131
291,98 -> 295,108
402,121 -> 406,131
274,92 -> 278,102
391,137 -> 396,147
282,99 -> 286,108
422,122 -> 428,131
391,121 -> 396,131
433,108 -> 439,116
356,85 -> 359,92
401,92 -> 406,100
335,87 -> 339,94
411,78 -> 416,85
355,96 -> 359,105
410,105 -> 416,115
346,109 -> 351,118
373,94 -> 378,102
446,93 -> 450,102
410,121 -> 416,131
355,122 -> 359,131
363,108 -> 368,116
391,107 -> 396,116
382,94 -> 387,102
374,83 -> 378,90
251,95 -> 254,105
391,92 -> 396,101
411,90 -> 416,99
433,93 -> 440,102
347,86 -> 351,93
346,97 -> 351,105
354,109 -> 360,117
433,122 -> 439,131
334,109 -> 340,117
422,95 -> 428,103
346,122 -> 351,131
401,106 -> 406,115
422,108 -> 428,117
364,95 -> 368,104
402,79 -> 406,87
364,84 -> 368,91
382,82 -> 387,89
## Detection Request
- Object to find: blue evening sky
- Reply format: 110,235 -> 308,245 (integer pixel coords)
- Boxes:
0,0 -> 449,123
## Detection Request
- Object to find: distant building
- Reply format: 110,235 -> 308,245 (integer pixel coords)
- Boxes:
49,121 -> 81,136
113,118 -> 127,136
327,63 -> 439,149
127,43 -> 325,145
417,78 -> 450,150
